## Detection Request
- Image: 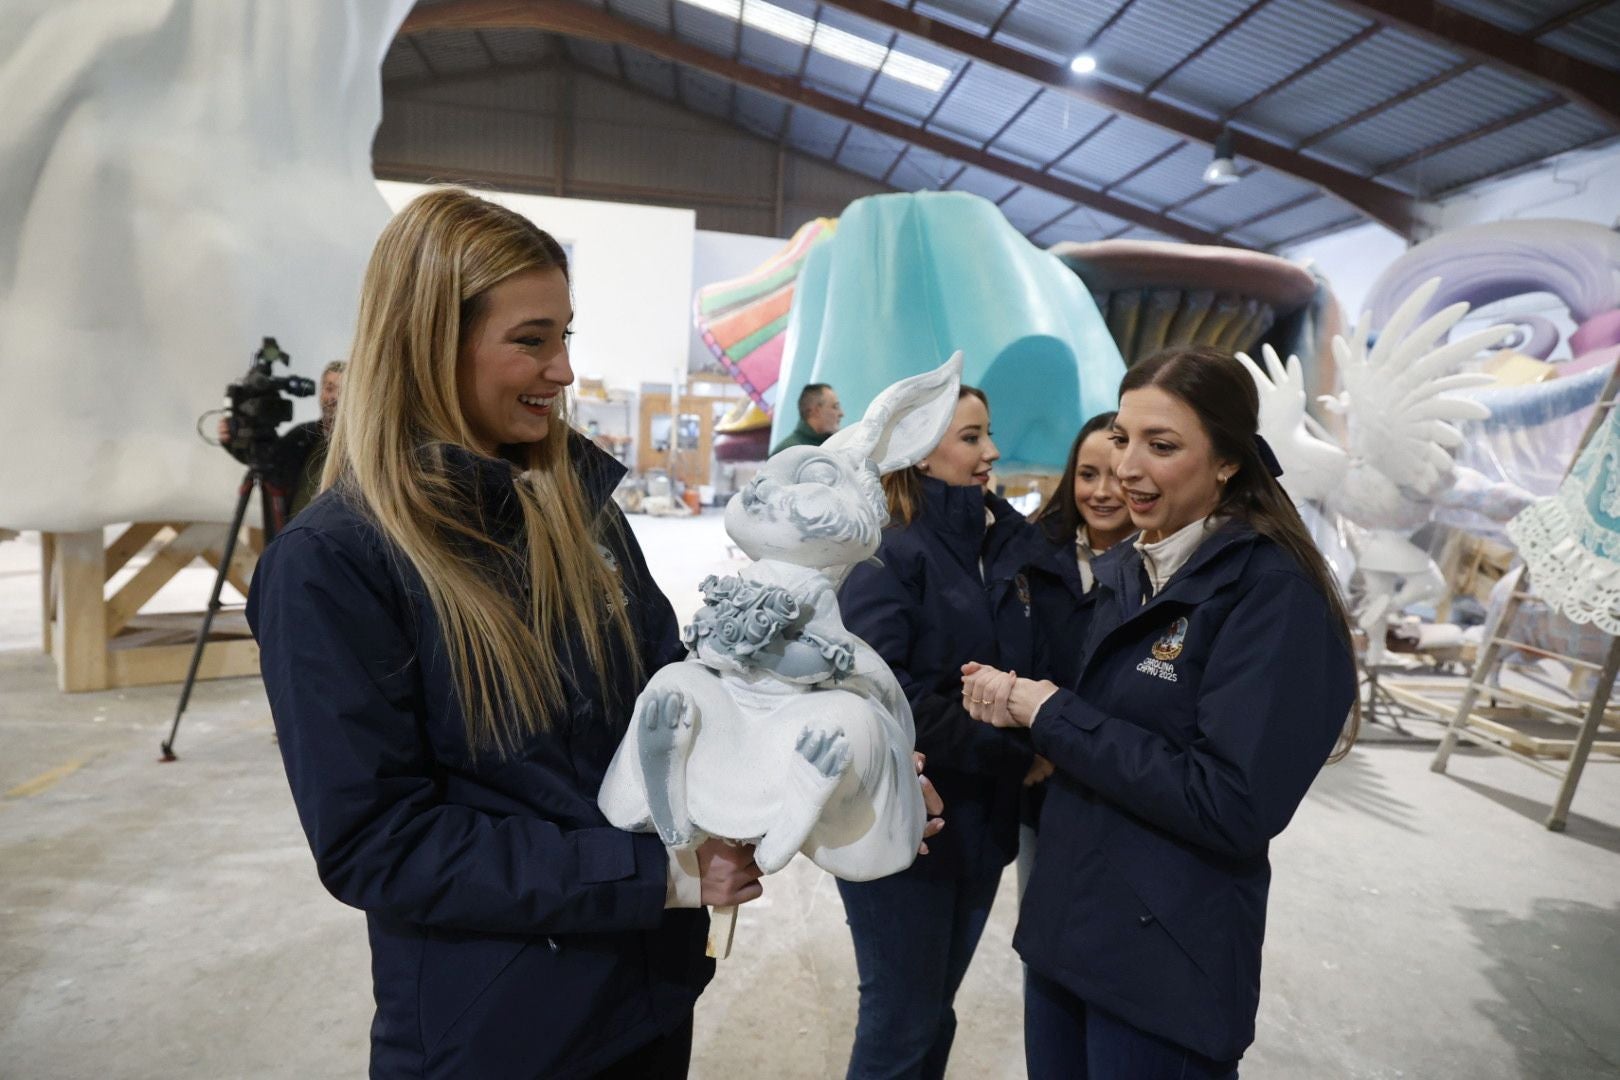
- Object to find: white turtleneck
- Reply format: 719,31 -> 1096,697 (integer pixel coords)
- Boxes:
1075,533 -> 1098,593
1135,516 -> 1221,598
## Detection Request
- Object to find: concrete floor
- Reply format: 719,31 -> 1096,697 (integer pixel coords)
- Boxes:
2,518 -> 1619,1079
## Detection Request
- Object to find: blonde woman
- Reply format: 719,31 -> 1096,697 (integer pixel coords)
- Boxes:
247,189 -> 763,1079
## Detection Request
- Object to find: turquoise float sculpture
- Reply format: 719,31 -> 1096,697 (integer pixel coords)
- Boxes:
771,191 -> 1126,472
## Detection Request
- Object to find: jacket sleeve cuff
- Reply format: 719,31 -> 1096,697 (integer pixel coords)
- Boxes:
1029,690 -> 1107,762
664,845 -> 704,909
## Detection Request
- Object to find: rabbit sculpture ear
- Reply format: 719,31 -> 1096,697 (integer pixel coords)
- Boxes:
822,352 -> 964,476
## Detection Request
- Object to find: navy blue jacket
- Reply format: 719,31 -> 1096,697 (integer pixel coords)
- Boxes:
246,439 -> 711,1079
1015,524 -> 1354,1063
838,478 -> 1038,878
1019,528 -> 1110,828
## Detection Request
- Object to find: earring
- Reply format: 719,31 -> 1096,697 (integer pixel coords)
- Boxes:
917,462 -> 930,473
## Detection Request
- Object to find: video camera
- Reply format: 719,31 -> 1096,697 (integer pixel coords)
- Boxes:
223,337 -> 315,463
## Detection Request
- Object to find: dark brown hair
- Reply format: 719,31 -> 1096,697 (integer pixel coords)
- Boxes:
1121,345 -> 1359,761
1032,410 -> 1118,546
882,385 -> 988,527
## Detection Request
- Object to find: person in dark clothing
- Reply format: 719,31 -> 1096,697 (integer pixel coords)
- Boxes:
770,382 -> 843,454
962,347 -> 1360,1080
1015,410 -> 1133,898
835,385 -> 1046,1080
219,359 -> 345,528
246,188 -> 764,1080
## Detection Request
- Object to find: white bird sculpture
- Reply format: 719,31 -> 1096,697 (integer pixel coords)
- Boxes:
1238,278 -> 1513,664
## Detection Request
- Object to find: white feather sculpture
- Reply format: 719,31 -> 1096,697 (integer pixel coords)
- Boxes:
1237,278 -> 1513,663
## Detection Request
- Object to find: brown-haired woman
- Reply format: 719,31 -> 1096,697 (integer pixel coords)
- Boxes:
962,346 -> 1358,1079
1014,410 -> 1133,897
247,188 -> 763,1078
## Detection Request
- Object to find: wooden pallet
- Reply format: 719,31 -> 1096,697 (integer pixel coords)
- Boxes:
40,523 -> 260,692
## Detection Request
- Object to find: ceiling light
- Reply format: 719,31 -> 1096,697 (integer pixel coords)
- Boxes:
1203,128 -> 1240,186
678,0 -> 949,91
1069,54 -> 1097,76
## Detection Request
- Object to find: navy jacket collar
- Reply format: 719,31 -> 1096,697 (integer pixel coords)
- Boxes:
430,433 -> 626,518
1093,520 -> 1259,624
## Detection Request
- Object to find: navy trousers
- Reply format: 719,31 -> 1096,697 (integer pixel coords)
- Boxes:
1025,969 -> 1239,1080
591,1013 -> 693,1079
836,869 -> 1003,1080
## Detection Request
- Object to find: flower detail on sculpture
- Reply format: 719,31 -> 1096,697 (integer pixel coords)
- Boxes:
681,574 -> 801,661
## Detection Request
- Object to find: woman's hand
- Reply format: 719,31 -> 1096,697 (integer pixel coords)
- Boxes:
1023,754 -> 1055,787
914,751 -> 946,855
961,662 -> 1060,729
695,839 -> 765,906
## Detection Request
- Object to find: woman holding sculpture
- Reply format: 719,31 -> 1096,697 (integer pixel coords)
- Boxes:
247,188 -> 763,1078
836,385 -> 1048,1080
962,346 -> 1359,1079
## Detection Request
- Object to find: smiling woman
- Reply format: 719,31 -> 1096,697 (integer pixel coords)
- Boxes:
247,188 -> 766,1078
456,267 -> 575,452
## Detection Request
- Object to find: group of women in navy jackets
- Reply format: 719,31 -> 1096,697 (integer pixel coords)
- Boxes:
250,186 -> 1359,1079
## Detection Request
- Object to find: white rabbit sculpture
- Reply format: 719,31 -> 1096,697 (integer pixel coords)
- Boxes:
598,354 -> 964,881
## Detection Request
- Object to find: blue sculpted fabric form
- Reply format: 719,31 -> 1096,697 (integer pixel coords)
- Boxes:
771,192 -> 1126,471
1508,404 -> 1620,633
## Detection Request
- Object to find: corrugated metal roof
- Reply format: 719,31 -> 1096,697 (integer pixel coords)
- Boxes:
1152,0 -> 1368,117
785,107 -> 850,158
1231,194 -> 1357,247
926,62 -> 1043,146
1092,0 -> 1260,92
604,0 -> 673,35
1543,5 -> 1620,72
947,163 -> 1020,203
1172,167 -> 1319,231
836,126 -> 908,181
620,47 -> 678,98
1110,142 -> 1215,207
391,0 -> 1620,250
993,0 -> 1125,69
987,91 -> 1116,169
911,0 -> 1010,35
1235,28 -> 1462,147
733,87 -> 791,139
1440,0 -> 1573,33
1034,205 -> 1133,245
1384,101 -> 1615,192
1048,117 -> 1183,188
1309,64 -> 1550,174
998,186 -> 1079,233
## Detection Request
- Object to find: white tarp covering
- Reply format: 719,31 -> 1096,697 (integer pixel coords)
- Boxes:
0,0 -> 414,530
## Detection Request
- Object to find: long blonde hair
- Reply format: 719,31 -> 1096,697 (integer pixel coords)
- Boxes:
323,188 -> 639,758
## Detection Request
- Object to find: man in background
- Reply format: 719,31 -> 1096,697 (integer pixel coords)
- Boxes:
219,359 -> 344,525
771,382 -> 844,455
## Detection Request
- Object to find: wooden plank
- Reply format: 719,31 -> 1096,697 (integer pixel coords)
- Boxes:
51,530 -> 108,692
104,523 -> 166,581
104,524 -> 223,636
106,638 -> 260,689
199,535 -> 257,599
40,532 -> 55,655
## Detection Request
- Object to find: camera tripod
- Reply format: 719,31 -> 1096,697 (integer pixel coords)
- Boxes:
159,463 -> 283,761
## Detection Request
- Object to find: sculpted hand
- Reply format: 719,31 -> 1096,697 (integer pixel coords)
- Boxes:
695,839 -> 764,907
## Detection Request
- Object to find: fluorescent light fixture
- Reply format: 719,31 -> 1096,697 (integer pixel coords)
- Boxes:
1203,128 -> 1240,186
678,0 -> 950,92
1069,53 -> 1097,75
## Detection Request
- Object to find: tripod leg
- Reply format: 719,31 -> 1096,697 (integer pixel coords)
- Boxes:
161,472 -> 256,761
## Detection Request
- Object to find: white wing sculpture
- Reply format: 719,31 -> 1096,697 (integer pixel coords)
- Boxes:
1239,278 -> 1513,663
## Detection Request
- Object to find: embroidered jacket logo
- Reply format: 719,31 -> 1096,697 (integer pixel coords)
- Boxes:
1137,617 -> 1188,682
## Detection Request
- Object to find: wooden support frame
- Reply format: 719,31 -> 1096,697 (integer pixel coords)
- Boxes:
39,523 -> 261,693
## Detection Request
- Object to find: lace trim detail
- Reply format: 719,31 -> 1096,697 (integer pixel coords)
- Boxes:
1506,496 -> 1620,636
